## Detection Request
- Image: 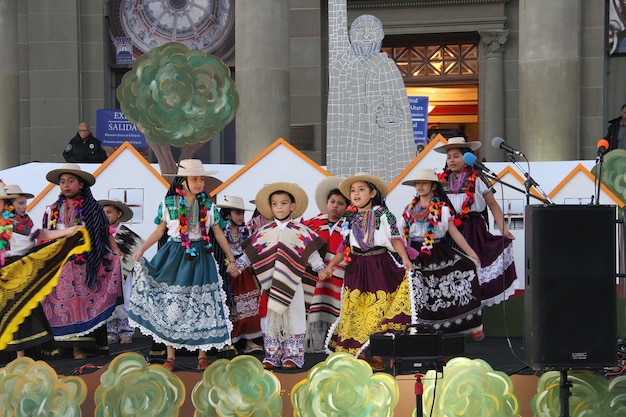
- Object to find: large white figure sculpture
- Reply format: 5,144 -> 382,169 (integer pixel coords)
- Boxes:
327,1 -> 414,184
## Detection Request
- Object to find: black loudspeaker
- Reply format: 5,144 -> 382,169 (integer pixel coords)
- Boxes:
525,205 -> 617,370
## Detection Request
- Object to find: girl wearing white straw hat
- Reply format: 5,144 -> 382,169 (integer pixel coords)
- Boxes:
41,163 -> 123,360
0,184 -> 90,356
436,137 -> 518,317
130,159 -> 239,371
321,173 -> 413,371
216,195 -> 263,355
401,169 -> 484,339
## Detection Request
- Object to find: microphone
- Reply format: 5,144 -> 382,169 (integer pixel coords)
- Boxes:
462,152 -> 497,177
491,137 -> 525,158
596,138 -> 609,158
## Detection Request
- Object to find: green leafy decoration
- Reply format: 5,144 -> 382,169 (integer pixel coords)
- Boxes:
0,357 -> 87,416
291,352 -> 399,417
192,355 -> 282,417
116,42 -> 239,147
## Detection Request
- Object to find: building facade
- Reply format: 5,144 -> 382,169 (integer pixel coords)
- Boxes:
0,0 -> 620,168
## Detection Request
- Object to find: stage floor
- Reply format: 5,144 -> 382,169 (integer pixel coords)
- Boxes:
0,335 -> 532,377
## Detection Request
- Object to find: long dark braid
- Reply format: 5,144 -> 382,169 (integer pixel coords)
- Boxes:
158,177 -> 186,248
82,186 -> 109,287
367,181 -> 386,208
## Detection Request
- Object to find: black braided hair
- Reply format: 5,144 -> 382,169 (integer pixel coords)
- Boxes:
366,181 -> 386,208
157,177 -> 186,249
81,186 -> 110,287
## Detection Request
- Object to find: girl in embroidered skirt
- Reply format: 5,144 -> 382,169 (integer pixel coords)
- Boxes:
434,137 -> 518,333
40,164 -> 123,360
216,195 -> 263,355
236,182 -> 327,370
0,185 -> 90,355
99,198 -> 144,345
302,176 -> 349,353
321,173 -> 413,371
402,169 -> 484,338
130,159 -> 239,371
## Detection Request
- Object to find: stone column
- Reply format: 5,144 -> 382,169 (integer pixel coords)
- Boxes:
235,1 -> 290,164
0,0 -> 19,169
480,31 -> 508,163
519,0 -> 580,161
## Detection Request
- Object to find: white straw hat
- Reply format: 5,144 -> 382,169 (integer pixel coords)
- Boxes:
217,195 -> 252,211
98,198 -> 134,222
433,137 -> 481,153
162,159 -> 217,177
4,184 -> 34,199
46,163 -> 96,186
401,169 -> 446,186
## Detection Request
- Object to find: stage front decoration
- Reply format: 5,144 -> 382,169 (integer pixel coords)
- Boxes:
531,370 -> 626,417
116,41 -> 239,175
94,352 -> 185,417
422,357 -> 520,417
108,0 -> 235,60
0,357 -> 87,415
291,352 -> 399,417
192,355 -> 282,417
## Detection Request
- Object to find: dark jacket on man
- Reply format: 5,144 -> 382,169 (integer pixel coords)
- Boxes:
63,134 -> 108,163
604,116 -> 623,152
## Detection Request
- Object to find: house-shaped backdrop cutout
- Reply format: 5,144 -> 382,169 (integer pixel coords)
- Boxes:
27,142 -> 169,258
211,138 -> 331,219
548,163 -> 624,207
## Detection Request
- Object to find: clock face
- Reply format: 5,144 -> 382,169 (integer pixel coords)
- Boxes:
109,0 -> 234,59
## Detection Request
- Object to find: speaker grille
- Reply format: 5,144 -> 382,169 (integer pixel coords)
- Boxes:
524,205 -> 617,370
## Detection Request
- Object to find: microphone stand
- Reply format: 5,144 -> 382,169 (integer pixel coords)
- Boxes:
595,152 -> 605,205
476,168 -> 551,205
507,154 -> 554,205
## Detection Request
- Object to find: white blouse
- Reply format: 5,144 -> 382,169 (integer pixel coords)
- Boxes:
346,207 -> 402,253
446,177 -> 491,214
159,199 -> 219,240
408,205 -> 452,240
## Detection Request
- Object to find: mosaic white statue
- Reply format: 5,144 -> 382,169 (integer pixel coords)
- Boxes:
327,1 -> 414,184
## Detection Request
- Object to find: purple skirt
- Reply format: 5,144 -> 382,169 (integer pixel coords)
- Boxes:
327,249 -> 411,356
460,215 -> 518,306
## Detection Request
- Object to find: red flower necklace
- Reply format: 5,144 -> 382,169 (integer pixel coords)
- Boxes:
438,168 -> 477,227
176,188 -> 211,260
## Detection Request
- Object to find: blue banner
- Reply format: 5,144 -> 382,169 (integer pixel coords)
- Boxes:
96,109 -> 147,148
408,96 -> 429,144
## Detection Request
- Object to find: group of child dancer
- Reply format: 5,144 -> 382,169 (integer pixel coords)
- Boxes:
0,136 -> 518,373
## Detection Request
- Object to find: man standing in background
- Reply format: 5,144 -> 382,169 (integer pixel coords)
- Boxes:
63,122 -> 108,163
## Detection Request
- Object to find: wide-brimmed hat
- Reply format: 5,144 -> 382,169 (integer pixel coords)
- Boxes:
339,173 -> 389,199
255,182 -> 308,220
162,159 -> 217,177
314,176 -> 346,213
0,187 -> 21,200
98,198 -> 133,222
217,195 -> 252,211
401,169 -> 446,186
4,184 -> 34,199
433,136 -> 481,153
46,163 -> 95,186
